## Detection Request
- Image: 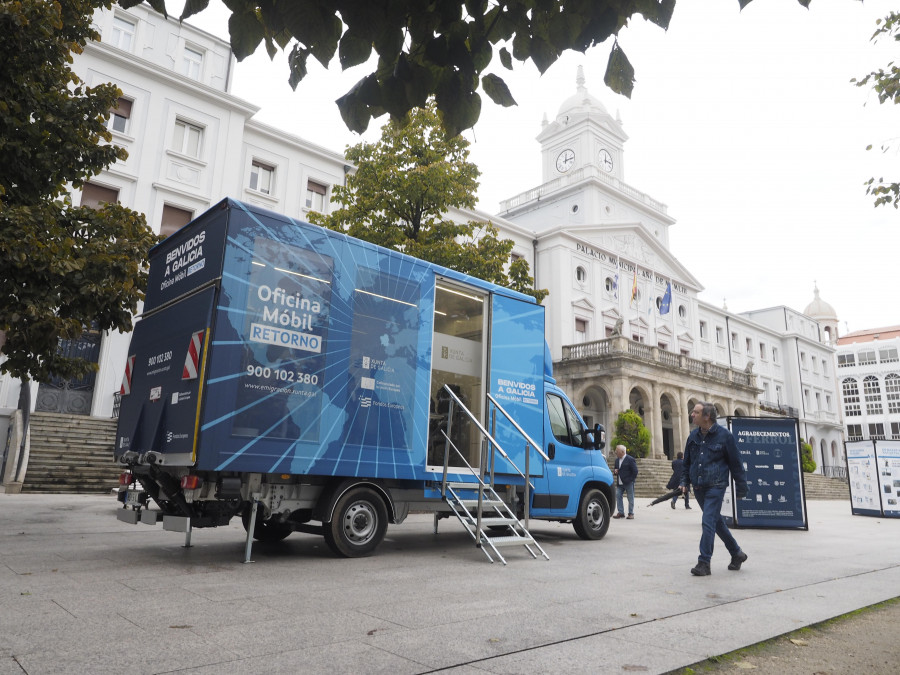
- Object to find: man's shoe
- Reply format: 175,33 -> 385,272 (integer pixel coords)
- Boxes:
685,505 -> 692,510
613,514 -> 624,519
626,514 -> 634,519
670,501 -> 676,509
691,561 -> 711,576
728,551 -> 748,571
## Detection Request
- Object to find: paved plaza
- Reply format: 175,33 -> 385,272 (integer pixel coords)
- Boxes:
1,493 -> 897,674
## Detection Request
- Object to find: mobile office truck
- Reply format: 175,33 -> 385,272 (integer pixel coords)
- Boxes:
115,199 -> 613,562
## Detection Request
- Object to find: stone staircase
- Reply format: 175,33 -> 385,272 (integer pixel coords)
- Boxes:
608,456 -> 850,502
21,413 -> 119,494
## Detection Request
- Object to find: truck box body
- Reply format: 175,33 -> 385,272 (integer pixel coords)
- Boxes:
115,199 -> 613,557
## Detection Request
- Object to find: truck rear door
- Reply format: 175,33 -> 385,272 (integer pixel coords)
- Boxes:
115,286 -> 215,466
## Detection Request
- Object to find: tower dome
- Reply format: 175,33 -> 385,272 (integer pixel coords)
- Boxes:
804,284 -> 839,343
555,65 -> 609,122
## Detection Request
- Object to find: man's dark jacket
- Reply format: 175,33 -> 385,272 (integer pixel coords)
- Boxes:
615,453 -> 638,485
681,423 -> 748,497
666,458 -> 684,490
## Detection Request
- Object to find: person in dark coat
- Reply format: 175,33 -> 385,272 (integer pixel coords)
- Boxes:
612,444 -> 638,519
667,452 -> 691,509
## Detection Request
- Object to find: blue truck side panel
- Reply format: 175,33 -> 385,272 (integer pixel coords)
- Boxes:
118,199 -> 548,485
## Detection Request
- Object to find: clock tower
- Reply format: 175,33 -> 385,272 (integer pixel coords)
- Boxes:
538,66 -> 628,183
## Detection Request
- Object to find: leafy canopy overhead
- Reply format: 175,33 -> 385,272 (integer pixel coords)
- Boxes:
0,0 -> 158,382
307,102 -> 547,302
130,0 -> 809,136
852,12 -> 900,209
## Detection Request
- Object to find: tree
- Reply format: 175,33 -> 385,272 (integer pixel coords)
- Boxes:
0,0 -> 158,383
308,102 -> 547,302
853,12 -> 900,209
800,440 -> 816,474
131,0 -> 809,136
610,409 -> 651,458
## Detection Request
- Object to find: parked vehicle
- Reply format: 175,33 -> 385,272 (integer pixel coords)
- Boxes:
115,199 -> 612,562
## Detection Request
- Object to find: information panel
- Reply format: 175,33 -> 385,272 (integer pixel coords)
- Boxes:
728,417 -> 808,530
874,440 -> 900,518
846,440 -> 882,517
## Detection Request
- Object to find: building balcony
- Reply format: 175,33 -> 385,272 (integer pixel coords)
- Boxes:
759,400 -> 800,418
560,337 -> 757,391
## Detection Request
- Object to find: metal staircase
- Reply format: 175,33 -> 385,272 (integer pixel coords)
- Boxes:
433,385 -> 549,564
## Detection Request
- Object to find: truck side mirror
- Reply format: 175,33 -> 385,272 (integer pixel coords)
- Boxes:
593,423 -> 606,450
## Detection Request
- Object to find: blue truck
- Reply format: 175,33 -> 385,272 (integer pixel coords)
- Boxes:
115,199 -> 613,562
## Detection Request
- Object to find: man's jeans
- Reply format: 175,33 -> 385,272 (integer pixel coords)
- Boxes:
616,481 -> 635,516
693,485 -> 740,563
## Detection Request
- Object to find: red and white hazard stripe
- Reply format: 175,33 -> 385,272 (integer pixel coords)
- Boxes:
120,355 -> 135,395
182,330 -> 204,380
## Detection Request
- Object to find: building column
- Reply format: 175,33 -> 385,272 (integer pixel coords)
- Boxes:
650,381 -> 664,458
676,388 -> 690,450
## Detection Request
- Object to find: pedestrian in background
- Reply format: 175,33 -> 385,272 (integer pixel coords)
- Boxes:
682,402 -> 748,576
668,452 -> 691,509
612,444 -> 638,520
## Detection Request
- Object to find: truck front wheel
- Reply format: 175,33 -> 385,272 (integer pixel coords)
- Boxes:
324,487 -> 388,557
572,489 -> 610,540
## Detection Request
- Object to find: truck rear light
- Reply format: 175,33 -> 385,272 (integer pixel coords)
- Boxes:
119,472 -> 134,485
181,475 -> 202,490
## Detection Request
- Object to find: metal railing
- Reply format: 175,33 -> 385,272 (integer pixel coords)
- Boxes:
822,465 -> 848,481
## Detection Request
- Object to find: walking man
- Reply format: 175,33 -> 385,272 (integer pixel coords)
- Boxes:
668,452 -> 691,509
681,402 -> 748,575
613,444 -> 638,519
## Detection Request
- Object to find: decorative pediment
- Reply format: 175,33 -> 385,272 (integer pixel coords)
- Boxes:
678,332 -> 694,344
572,296 -> 595,313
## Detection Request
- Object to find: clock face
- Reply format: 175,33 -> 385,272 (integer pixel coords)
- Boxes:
599,149 -> 614,172
556,149 -> 575,173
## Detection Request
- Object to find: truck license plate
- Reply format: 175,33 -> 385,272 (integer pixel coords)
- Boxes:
125,490 -> 145,506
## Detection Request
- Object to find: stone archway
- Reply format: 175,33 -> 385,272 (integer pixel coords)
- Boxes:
659,392 -> 676,459
578,385 -> 611,435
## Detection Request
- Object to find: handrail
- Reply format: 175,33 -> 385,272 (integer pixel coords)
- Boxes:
439,385 -> 512,463
486,393 -> 549,461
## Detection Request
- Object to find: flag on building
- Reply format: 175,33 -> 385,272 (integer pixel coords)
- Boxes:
660,282 -> 672,315
613,273 -> 618,299
630,271 -> 638,306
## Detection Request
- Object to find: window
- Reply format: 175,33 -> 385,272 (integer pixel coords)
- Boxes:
731,332 -> 738,349
632,334 -> 645,344
892,422 -> 900,440
745,337 -> 752,353
847,424 -> 863,441
868,423 -> 885,440
759,342 -> 767,360
172,119 -> 203,157
837,353 -> 855,368
305,180 -> 328,211
574,318 -> 587,344
677,305 -> 686,319
699,321 -> 707,340
110,15 -> 136,51
181,46 -> 203,79
815,392 -> 821,411
821,359 -> 827,376
825,394 -> 831,411
80,182 -> 119,208
605,277 -> 616,295
811,356 -> 818,373
885,373 -> 900,414
775,384 -> 783,402
762,382 -> 770,399
575,266 -> 586,283
804,389 -> 810,408
859,350 -> 877,365
772,347 -> 779,364
250,161 -> 274,194
510,252 -> 523,264
800,351 -> 807,369
546,393 -> 584,447
160,204 -> 193,238
658,342 -> 668,351
842,378 -> 861,417
863,376 -> 883,415
715,327 -> 723,345
880,347 -> 899,363
107,97 -> 132,134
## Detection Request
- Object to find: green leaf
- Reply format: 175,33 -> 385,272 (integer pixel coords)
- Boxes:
179,0 -> 209,22
339,29 -> 373,69
287,45 -> 309,89
146,0 -> 169,18
481,74 -> 516,106
604,42 -> 635,98
499,47 -> 512,70
228,10 -> 265,61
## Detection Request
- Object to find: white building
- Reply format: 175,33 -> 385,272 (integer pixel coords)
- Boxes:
836,326 -> 900,444
0,8 -> 847,479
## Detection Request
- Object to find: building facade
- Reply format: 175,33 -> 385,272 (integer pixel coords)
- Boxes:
0,10 -> 847,477
836,326 -> 900,445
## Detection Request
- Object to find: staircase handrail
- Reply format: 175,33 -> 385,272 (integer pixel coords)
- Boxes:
486,393 -> 549,461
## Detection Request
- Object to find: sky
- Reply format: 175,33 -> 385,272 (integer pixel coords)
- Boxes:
186,0 -> 897,335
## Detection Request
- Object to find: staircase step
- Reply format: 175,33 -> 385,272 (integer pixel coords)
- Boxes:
483,534 -> 536,547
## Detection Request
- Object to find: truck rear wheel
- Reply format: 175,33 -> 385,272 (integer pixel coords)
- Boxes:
324,487 -> 388,557
242,507 -> 293,542
572,489 -> 610,540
